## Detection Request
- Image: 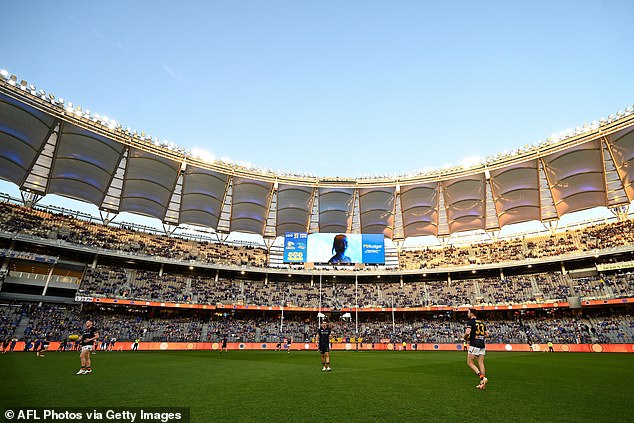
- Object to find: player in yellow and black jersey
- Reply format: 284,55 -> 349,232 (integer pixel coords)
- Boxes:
464,309 -> 489,390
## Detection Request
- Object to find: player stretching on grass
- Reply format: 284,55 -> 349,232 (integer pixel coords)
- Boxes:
317,321 -> 333,371
464,309 -> 489,389
76,320 -> 99,375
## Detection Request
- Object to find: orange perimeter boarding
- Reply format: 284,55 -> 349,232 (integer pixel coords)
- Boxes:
10,342 -> 633,353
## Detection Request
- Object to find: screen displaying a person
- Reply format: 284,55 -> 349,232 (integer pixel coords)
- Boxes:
328,234 -> 351,264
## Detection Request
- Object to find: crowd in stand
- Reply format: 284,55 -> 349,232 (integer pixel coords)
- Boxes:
0,305 -> 24,342
77,264 -> 634,309
0,202 -> 268,267
399,219 -> 634,270
1,302 -> 632,347
1,200 -> 633,273
2,200 -> 634,350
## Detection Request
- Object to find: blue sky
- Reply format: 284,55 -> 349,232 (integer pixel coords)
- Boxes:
1,1 -> 633,232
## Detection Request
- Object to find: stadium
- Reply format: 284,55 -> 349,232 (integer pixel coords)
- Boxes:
0,66 -> 633,421
1,3 -> 634,421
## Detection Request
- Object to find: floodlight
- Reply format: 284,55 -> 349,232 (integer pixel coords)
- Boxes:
0,69 -> 8,78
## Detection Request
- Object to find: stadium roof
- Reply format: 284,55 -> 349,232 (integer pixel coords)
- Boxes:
1,72 -> 633,240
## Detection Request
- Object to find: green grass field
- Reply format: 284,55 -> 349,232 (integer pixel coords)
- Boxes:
1,350 -> 632,422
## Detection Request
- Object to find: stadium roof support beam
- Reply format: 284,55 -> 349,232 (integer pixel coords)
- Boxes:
602,136 -> 634,203
599,137 -> 628,207
609,205 -> 630,221
308,189 -> 319,234
485,172 -> 500,230
101,148 -> 128,213
21,121 -> 61,195
350,188 -> 360,233
437,184 -> 449,236
162,223 -> 177,237
263,237 -> 275,252
543,220 -> 559,235
392,186 -> 404,241
163,162 -> 186,225
263,183 -> 278,239
99,210 -> 118,226
537,158 -> 559,222
19,190 -> 42,208
216,176 -> 233,234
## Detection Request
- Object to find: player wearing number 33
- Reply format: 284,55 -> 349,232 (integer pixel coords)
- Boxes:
464,308 -> 489,390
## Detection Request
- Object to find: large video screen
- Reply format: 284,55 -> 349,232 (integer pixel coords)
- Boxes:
284,233 -> 385,264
